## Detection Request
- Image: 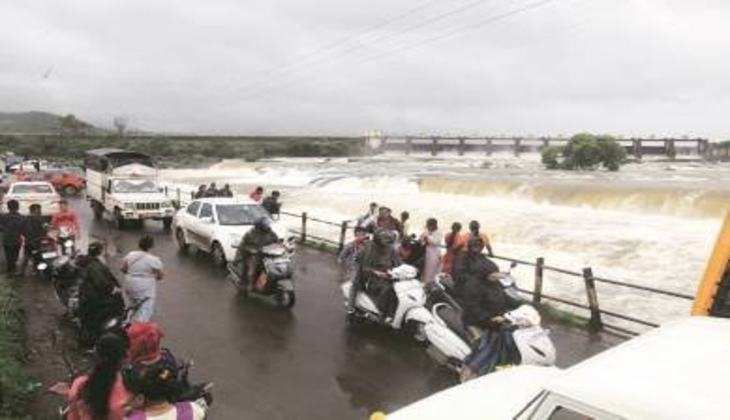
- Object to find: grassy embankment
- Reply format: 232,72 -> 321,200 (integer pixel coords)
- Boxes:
0,279 -> 37,417
0,134 -> 367,167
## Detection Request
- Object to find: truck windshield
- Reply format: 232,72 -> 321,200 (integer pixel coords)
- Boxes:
216,204 -> 270,226
112,179 -> 159,193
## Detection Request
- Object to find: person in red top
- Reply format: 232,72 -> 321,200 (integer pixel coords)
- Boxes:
249,186 -> 264,203
50,333 -> 132,420
51,199 -> 81,236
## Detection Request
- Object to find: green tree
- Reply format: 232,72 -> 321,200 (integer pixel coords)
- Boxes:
542,133 -> 626,171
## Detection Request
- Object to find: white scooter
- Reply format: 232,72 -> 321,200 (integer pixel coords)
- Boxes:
341,264 -> 472,370
428,264 -> 556,374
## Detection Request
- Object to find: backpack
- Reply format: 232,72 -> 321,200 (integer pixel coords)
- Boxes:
126,401 -> 194,420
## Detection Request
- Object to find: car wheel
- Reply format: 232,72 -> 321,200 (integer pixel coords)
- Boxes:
63,185 -> 78,196
176,228 -> 189,251
211,242 -> 226,268
92,202 -> 104,220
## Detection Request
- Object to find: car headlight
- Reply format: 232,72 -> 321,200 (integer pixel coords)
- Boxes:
124,202 -> 135,210
229,233 -> 241,248
160,201 -> 172,208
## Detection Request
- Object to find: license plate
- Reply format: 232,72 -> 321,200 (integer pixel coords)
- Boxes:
42,252 -> 58,259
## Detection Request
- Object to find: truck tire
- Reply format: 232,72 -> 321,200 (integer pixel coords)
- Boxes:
211,242 -> 226,268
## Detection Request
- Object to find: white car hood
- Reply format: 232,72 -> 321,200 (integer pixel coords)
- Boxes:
387,366 -> 561,420
219,222 -> 289,244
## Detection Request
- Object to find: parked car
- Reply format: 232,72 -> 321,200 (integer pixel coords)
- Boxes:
18,170 -> 86,196
2,181 -> 61,217
173,197 -> 288,266
377,316 -> 730,420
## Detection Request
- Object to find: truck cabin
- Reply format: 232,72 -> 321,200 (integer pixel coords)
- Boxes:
84,148 -> 155,173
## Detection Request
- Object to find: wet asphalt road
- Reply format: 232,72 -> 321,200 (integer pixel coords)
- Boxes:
75,198 -> 623,420
78,199 -> 455,419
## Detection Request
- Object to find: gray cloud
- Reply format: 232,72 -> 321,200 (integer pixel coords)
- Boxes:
1,0 -> 728,138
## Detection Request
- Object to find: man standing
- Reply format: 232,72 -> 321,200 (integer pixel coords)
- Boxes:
194,184 -> 207,199
220,184 -> 234,197
355,202 -> 378,233
466,220 -> 494,257
0,199 -> 27,277
261,190 -> 281,217
338,226 -> 368,283
20,204 -> 46,275
204,182 -> 218,197
376,207 -> 403,239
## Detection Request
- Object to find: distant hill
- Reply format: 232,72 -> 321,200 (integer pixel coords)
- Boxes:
0,111 -> 106,134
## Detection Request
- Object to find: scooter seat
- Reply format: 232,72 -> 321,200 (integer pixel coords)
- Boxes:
434,304 -> 478,346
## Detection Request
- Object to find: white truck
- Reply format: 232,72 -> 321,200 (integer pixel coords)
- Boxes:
84,148 -> 175,230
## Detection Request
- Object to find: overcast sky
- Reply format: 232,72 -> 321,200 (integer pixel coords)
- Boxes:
1,0 -> 728,137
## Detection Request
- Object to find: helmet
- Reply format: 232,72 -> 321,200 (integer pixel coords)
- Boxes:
373,229 -> 395,246
254,217 -> 271,231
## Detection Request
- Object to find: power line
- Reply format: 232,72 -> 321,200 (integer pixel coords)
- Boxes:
241,0 -> 560,100
235,0 -> 441,91
236,0 -> 501,97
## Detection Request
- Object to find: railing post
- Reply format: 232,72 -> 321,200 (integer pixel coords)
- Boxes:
431,136 -> 438,156
485,138 -> 493,156
583,267 -> 603,332
176,188 -> 181,204
338,221 -> 348,253
533,257 -> 544,305
164,186 -> 168,195
190,191 -> 195,200
300,212 -> 308,243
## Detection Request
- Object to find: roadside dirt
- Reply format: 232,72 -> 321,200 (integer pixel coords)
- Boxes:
18,274 -> 90,419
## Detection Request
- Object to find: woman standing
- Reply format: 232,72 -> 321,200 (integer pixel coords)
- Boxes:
50,333 -> 132,420
442,222 -> 466,276
121,235 -> 164,322
420,218 -> 443,283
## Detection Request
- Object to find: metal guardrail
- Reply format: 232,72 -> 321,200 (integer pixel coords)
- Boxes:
280,210 -> 693,335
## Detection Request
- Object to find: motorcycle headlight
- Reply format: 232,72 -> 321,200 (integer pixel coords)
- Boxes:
37,262 -> 48,271
124,202 -> 135,210
64,239 -> 74,248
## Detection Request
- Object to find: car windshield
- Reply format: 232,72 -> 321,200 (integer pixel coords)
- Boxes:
216,204 -> 270,226
113,179 -> 159,193
11,184 -> 53,194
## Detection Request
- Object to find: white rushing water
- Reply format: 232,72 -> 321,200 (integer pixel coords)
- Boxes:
161,153 -> 730,330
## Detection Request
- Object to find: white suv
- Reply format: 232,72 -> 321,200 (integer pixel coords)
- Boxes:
173,197 -> 286,266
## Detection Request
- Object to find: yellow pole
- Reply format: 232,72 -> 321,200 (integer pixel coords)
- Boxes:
692,210 -> 730,315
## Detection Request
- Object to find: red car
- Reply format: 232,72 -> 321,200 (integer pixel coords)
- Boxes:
18,170 -> 86,196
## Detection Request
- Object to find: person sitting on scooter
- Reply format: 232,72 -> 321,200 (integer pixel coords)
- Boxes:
51,199 -> 80,236
348,229 -> 401,322
124,363 -> 209,420
49,332 -> 132,420
234,217 -> 279,292
77,242 -> 125,346
122,322 -> 192,403
452,236 -> 499,295
398,234 -> 425,276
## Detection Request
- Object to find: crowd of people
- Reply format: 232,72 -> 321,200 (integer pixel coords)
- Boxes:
342,202 -> 515,381
0,198 -> 80,277
193,183 -> 233,199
